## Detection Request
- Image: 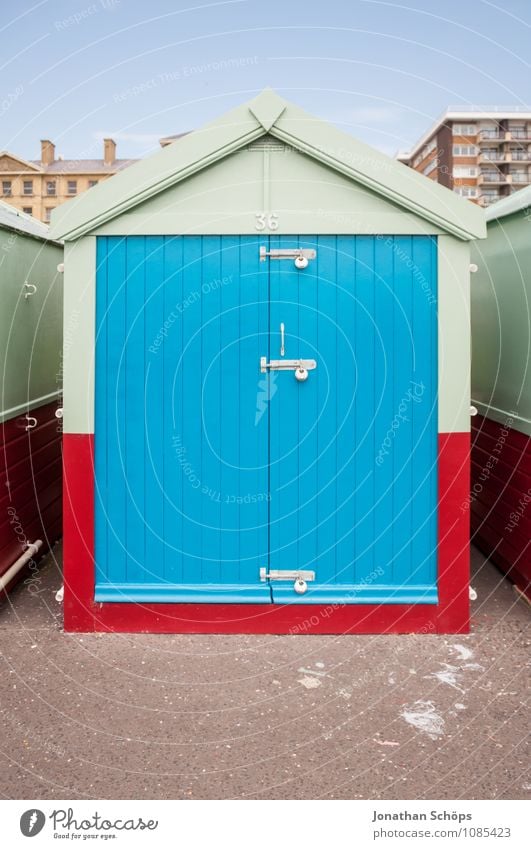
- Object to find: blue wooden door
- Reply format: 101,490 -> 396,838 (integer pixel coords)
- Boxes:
95,236 -> 271,602
94,235 -> 438,605
268,235 -> 438,604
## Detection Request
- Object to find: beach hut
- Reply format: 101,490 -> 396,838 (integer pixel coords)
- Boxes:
50,90 -> 485,633
0,202 -> 63,593
471,187 -> 531,599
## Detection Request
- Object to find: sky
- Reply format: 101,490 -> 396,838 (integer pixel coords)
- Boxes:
2,0 -> 530,162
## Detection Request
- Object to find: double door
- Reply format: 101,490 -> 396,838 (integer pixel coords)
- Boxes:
94,235 -> 438,604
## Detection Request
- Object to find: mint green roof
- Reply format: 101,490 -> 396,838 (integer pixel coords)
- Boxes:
50,89 -> 486,242
485,184 -> 531,222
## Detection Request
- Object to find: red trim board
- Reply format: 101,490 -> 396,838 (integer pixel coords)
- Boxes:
63,432 -> 470,634
471,414 -> 531,600
1,401 -> 62,593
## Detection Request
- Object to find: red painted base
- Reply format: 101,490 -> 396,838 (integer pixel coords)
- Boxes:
1,401 -> 62,594
471,414 -> 531,600
63,432 -> 470,634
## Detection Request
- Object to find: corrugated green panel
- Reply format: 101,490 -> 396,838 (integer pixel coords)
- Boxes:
0,228 -> 62,421
471,214 -> 531,435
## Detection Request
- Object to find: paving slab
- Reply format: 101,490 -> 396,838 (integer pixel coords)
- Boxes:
0,544 -> 528,799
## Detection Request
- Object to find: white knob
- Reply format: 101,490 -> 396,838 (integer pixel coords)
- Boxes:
294,577 -> 308,594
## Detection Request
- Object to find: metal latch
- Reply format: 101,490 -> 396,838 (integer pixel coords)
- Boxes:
260,568 -> 315,595
260,357 -> 317,382
259,247 -> 316,268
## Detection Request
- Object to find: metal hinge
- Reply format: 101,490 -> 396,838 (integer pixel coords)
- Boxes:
260,357 -> 317,374
260,567 -> 315,595
259,247 -> 316,262
260,568 -> 315,582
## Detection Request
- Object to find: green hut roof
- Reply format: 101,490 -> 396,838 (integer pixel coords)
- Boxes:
485,184 -> 531,222
50,89 -> 486,242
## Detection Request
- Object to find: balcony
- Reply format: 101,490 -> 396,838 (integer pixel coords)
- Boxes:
507,130 -> 531,141
479,130 -> 507,142
478,172 -> 511,185
478,152 -> 506,163
509,172 -> 529,184
478,194 -> 501,206
508,151 -> 531,162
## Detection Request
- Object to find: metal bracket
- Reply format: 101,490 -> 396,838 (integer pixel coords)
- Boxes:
259,246 -> 316,262
260,568 -> 315,582
260,357 -> 317,373
23,281 -> 37,299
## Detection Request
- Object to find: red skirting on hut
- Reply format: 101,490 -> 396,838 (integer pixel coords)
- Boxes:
0,401 -> 62,593
471,414 -> 531,600
62,431 -> 471,635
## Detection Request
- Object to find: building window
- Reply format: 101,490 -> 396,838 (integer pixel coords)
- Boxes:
454,145 -> 475,156
453,145 -> 477,156
423,159 -> 437,176
88,179 -> 98,188
454,186 -> 478,198
22,207 -> 32,215
509,125 -> 527,138
46,180 -> 56,196
480,148 -> 501,161
2,180 -> 12,196
67,180 -> 77,195
44,207 -> 54,222
23,180 -> 33,195
453,166 -> 478,177
480,129 -> 503,140
452,124 -> 477,135
413,138 -> 437,168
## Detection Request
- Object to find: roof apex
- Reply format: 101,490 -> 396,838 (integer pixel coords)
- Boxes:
248,88 -> 287,131
50,89 -> 486,242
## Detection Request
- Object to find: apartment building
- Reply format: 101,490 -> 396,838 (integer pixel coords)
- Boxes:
0,139 -> 136,223
397,109 -> 531,206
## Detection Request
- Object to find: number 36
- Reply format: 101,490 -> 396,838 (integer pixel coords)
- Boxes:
255,212 -> 279,231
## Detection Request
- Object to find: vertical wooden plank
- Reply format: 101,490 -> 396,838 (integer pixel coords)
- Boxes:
162,236 -> 183,584
201,235 -> 222,582
355,236 -> 378,585
335,236 -> 357,584
315,235 -> 337,583
125,237 -> 146,584
219,236 -> 241,583
391,236 -> 414,588
238,235 -> 269,585
94,237 -> 108,586
411,236 -> 438,588
268,233 -> 281,574
103,236 -> 127,587
296,235 -> 319,572
180,236 -> 203,584
372,236 -> 394,586
144,236 -> 165,583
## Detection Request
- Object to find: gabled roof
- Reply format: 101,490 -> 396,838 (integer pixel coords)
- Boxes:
30,159 -> 137,174
0,199 -> 57,241
0,151 -> 42,172
485,184 -> 531,222
50,89 -> 486,242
